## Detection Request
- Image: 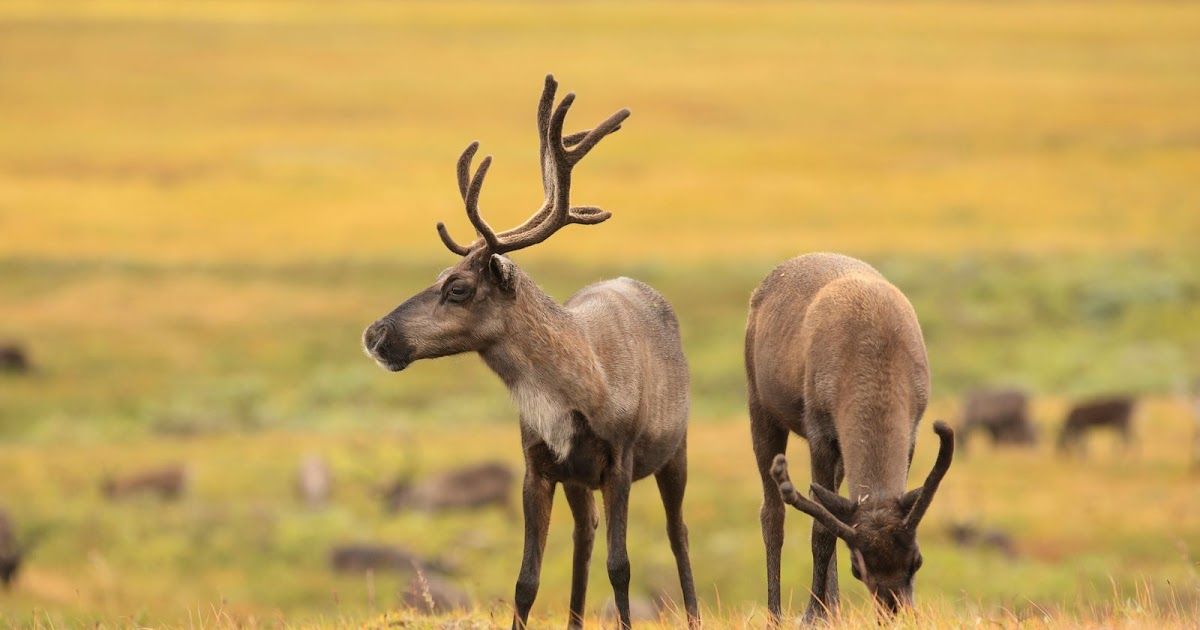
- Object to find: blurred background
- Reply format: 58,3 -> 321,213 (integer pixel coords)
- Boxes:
1,1 -> 1198,626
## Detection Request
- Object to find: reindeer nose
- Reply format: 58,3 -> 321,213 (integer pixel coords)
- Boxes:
363,321 -> 389,353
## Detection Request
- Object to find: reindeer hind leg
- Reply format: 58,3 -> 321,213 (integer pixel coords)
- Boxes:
654,439 -> 700,627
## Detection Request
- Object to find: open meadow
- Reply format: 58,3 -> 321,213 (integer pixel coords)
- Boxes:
1,1 -> 1199,627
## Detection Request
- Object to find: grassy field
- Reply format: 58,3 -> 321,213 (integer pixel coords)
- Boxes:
1,0 -> 1199,627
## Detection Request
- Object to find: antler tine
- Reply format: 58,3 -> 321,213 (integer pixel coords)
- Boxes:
564,107 -> 630,163
436,222 -> 470,256
563,126 -> 622,148
545,91 -> 576,217
436,145 -> 499,256
456,141 -> 479,200
903,421 -> 956,532
462,155 -> 500,252
771,455 -> 859,543
536,74 -> 558,199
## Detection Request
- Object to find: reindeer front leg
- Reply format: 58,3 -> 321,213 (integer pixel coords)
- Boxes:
564,483 -> 597,629
512,468 -> 555,630
602,453 -> 635,629
804,436 -> 844,622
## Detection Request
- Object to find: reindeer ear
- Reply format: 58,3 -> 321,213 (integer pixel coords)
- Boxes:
810,483 -> 857,521
489,254 -> 517,293
900,487 -> 923,514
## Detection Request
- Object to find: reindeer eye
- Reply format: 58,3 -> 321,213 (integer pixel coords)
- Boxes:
444,281 -> 473,303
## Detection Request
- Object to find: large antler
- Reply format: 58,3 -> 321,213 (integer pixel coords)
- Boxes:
902,421 -> 955,532
771,454 -> 860,543
436,74 -> 630,256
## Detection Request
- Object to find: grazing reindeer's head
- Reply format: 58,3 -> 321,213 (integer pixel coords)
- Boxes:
363,75 -> 629,372
771,422 -> 955,613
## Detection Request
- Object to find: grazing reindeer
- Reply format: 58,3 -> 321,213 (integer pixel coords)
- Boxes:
403,571 -> 472,613
329,543 -> 451,575
0,509 -> 21,589
0,343 -> 30,374
1056,396 -> 1135,455
947,522 -> 1019,560
383,461 -> 515,514
957,388 -> 1037,452
363,75 -> 699,629
1191,380 -> 1200,472
745,253 -> 954,620
102,464 -> 188,501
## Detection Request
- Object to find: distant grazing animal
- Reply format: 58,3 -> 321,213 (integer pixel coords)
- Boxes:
1189,381 -> 1200,472
1056,396 -> 1135,455
947,522 -> 1018,560
746,253 -> 954,621
383,461 -> 514,514
329,543 -> 451,575
403,572 -> 472,613
0,343 -> 30,374
363,75 -> 699,629
295,454 -> 332,508
0,509 -> 21,589
957,388 -> 1037,451
102,465 -> 187,501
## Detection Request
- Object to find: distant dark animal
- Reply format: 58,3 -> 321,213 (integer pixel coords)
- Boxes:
0,509 -> 21,589
0,344 -> 30,374
1056,396 -> 1136,455
402,572 -> 472,613
1190,383 -> 1200,472
957,389 -> 1037,451
747,253 -> 954,621
383,461 -> 515,513
947,522 -> 1018,559
295,455 -> 332,508
101,465 -> 188,501
362,75 -> 699,628
329,543 -> 450,575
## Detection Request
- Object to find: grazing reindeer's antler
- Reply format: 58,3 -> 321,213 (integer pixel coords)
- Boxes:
771,454 -> 860,543
436,74 -> 631,256
903,421 -> 955,532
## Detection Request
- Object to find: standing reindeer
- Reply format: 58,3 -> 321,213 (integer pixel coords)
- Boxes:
363,75 -> 699,629
745,253 -> 954,621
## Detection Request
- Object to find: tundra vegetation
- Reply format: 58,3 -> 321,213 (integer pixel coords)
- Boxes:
1,0 -> 1198,627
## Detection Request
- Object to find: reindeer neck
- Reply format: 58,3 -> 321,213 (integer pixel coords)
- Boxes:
838,405 -> 914,502
480,278 -> 608,430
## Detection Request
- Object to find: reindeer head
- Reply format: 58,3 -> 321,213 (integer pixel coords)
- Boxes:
364,75 -> 629,372
771,422 -> 955,613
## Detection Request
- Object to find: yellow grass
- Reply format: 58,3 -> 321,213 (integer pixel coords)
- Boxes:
2,1 -> 1198,264
1,1 -> 1198,627
2,400 -> 1198,626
